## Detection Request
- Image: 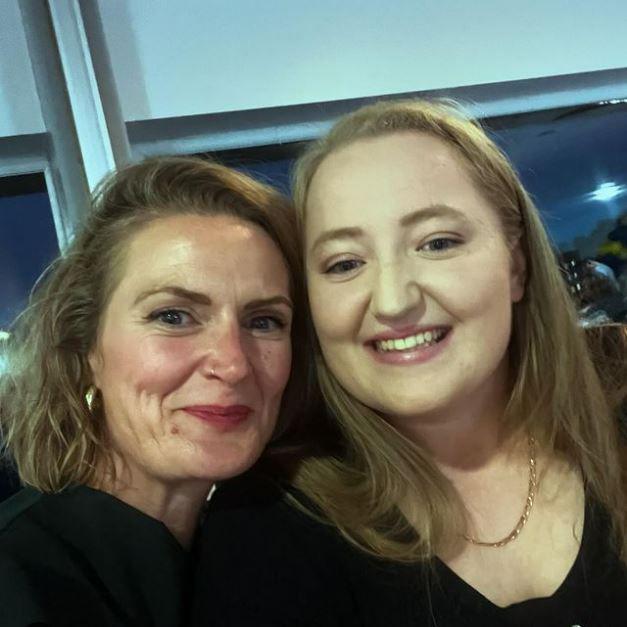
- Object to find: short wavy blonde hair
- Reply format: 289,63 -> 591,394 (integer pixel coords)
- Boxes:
0,156 -> 306,492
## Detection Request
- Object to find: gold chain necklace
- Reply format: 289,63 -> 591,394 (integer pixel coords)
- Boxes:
464,436 -> 537,548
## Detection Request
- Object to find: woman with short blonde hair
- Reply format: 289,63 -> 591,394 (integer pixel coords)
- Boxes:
0,156 -> 306,626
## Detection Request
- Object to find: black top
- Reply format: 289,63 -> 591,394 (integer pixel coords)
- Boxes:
0,485 -> 191,627
192,473 -> 627,627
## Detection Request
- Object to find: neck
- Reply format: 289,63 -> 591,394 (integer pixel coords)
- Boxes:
93,459 -> 211,549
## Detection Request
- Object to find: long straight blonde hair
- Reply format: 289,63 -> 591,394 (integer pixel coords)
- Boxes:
290,99 -> 627,563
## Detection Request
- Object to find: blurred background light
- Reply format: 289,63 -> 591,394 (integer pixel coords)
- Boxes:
0,330 -> 9,375
588,182 -> 626,202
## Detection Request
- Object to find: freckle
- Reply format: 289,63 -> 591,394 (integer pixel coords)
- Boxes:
171,426 -> 180,435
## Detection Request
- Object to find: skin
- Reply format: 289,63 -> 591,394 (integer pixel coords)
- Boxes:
89,214 -> 292,547
305,132 -> 584,606
306,132 -> 525,447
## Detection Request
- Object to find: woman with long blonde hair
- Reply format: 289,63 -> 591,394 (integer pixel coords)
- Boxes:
193,100 -> 627,626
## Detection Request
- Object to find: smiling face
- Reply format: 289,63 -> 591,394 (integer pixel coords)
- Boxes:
89,214 -> 292,489
305,132 -> 525,429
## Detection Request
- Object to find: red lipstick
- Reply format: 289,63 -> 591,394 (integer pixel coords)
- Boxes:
183,405 -> 252,430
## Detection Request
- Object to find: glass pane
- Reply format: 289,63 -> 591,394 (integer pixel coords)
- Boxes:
0,173 -> 58,500
0,174 -> 59,331
489,101 -> 627,324
212,144 -> 303,195
217,102 -> 627,323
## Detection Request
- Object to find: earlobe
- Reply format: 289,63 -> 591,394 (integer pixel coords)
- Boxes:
87,349 -> 102,387
510,242 -> 527,303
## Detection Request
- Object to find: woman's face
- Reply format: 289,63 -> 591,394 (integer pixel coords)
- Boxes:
89,214 -> 292,487
305,132 -> 525,427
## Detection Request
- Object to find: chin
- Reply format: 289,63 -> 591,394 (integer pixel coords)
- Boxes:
367,388 -> 450,419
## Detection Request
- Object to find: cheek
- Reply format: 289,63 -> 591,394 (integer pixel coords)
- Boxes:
439,263 -> 515,370
254,343 -> 292,397
309,279 -> 362,342
100,332 -> 198,396
433,257 -> 514,320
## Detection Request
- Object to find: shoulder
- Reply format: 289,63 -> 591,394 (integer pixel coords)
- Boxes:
0,488 -> 62,566
0,486 -> 188,627
201,472 -> 345,568
205,472 -> 312,525
0,485 -> 113,549
0,487 -> 44,534
0,489 -> 75,625
193,472 -> 362,626
194,473 -> 437,627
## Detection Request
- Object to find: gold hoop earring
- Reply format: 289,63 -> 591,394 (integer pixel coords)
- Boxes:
85,385 -> 97,413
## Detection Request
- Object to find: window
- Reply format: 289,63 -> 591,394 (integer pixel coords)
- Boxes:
0,172 -> 59,358
214,101 -> 627,323
489,101 -> 627,323
0,173 -> 58,498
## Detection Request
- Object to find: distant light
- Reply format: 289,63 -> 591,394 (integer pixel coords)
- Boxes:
589,182 -> 626,202
598,98 -> 627,105
0,331 -> 10,342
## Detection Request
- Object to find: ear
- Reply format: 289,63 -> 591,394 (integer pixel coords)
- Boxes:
87,347 -> 103,388
509,240 -> 527,303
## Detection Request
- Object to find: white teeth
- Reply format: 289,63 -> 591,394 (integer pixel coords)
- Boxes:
374,329 -> 446,353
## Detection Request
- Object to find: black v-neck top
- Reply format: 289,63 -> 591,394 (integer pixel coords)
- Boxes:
0,485 -> 191,627
192,473 -> 627,627
430,498 -> 621,625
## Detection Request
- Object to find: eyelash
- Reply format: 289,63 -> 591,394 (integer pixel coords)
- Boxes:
146,309 -> 287,333
324,259 -> 364,275
323,236 -> 462,274
147,308 -> 196,327
419,237 -> 462,253
246,315 -> 287,332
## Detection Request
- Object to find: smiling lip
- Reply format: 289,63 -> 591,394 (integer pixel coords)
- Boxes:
365,325 -> 452,366
366,325 -> 450,343
183,405 -> 252,429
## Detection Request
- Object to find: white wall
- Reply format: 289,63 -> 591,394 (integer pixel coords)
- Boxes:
98,0 -> 627,123
0,0 -> 45,138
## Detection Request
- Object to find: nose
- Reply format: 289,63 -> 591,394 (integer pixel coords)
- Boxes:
200,321 -> 251,385
369,259 -> 423,321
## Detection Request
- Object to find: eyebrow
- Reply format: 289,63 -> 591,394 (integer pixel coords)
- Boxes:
309,226 -> 365,254
243,296 -> 293,312
399,204 -> 472,228
134,286 -> 212,307
309,203 -> 471,254
133,286 -> 292,310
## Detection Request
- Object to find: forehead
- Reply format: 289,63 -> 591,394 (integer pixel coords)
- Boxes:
117,214 -> 290,295
306,132 -> 497,233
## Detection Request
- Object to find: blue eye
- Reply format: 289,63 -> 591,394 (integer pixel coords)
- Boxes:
149,309 -> 194,326
325,259 -> 364,274
248,316 -> 286,333
421,238 -> 460,253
